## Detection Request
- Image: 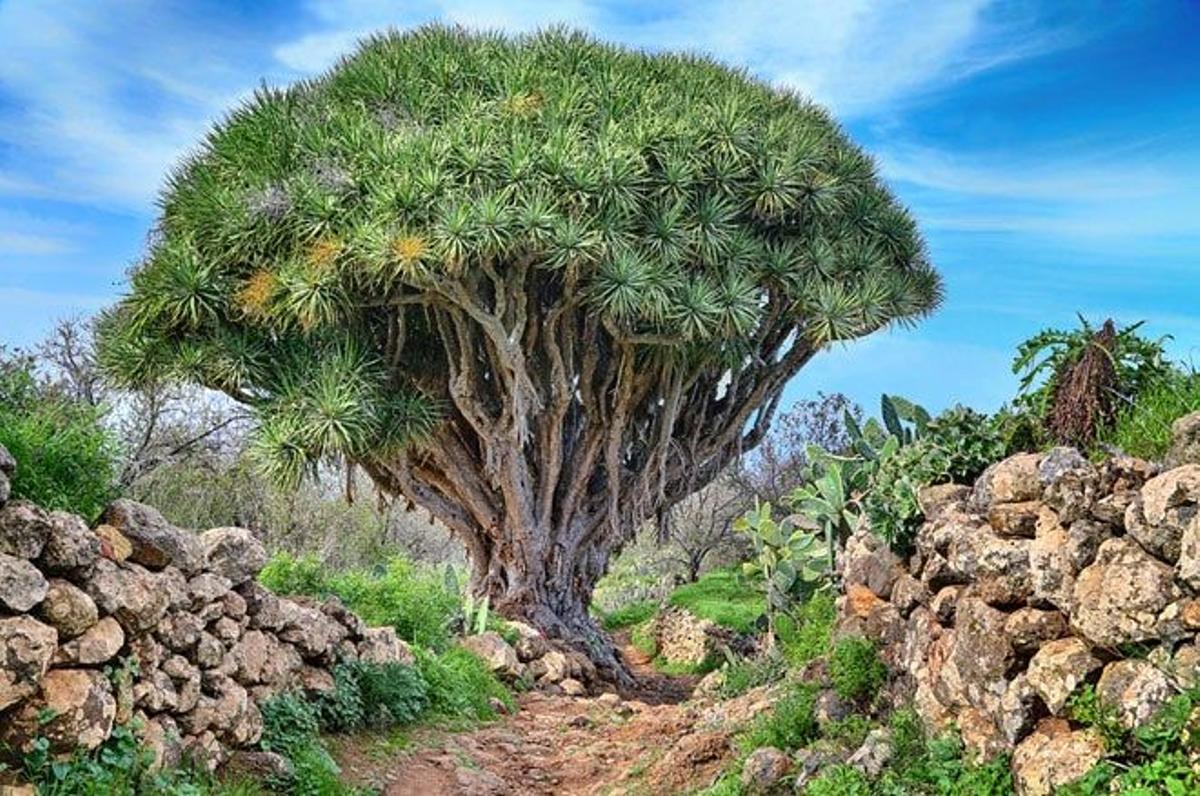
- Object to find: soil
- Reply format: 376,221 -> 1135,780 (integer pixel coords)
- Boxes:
331,632 -> 734,796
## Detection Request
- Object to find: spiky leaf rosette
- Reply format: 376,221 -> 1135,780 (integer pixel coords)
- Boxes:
100,26 -> 939,528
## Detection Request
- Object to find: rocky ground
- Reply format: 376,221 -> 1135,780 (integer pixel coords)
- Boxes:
332,633 -> 765,796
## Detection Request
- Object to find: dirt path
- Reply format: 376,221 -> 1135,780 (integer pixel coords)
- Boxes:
332,635 -> 736,796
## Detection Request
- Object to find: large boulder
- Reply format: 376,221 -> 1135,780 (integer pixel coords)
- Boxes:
1027,507 -> 1107,611
0,551 -> 48,611
0,501 -> 51,559
1024,638 -> 1101,715
54,616 -> 125,665
1038,447 -> 1100,524
358,626 -> 415,665
1097,660 -> 1175,729
85,559 -> 171,634
460,631 -> 523,680
37,578 -> 99,638
1176,513 -> 1200,591
1166,411 -> 1200,467
740,746 -> 791,793
948,597 -> 1014,718
1127,465 -> 1200,563
1012,718 -> 1105,796
39,511 -> 101,574
230,630 -> 303,687
276,598 -> 348,660
102,499 -> 204,574
0,615 -> 58,711
843,529 -> 904,599
239,581 -> 287,631
1004,608 -> 1069,653
199,527 -> 267,585
1072,537 -> 1178,647
974,453 -> 1043,507
1,669 -> 116,753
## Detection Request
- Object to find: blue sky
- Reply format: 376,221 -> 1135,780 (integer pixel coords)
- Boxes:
1,1 -> 1198,414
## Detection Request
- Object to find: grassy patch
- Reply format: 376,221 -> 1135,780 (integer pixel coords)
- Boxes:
669,568 -> 764,634
1099,370 -> 1200,459
738,681 -> 821,752
779,590 -> 837,665
260,553 -> 461,650
828,636 -> 887,704
597,599 -> 658,630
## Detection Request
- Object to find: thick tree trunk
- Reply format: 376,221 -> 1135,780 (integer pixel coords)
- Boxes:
473,533 -> 630,684
463,521 -> 633,686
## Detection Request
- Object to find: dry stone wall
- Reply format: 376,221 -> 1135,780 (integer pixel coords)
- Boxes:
0,445 -> 412,775
839,430 -> 1200,795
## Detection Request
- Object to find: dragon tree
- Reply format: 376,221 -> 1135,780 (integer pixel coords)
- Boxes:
99,26 -> 940,678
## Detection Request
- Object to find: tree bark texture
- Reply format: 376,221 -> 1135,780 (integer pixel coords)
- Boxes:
361,260 -> 815,679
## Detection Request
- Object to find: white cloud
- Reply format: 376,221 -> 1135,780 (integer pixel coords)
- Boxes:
0,2 -> 272,210
274,0 -> 1053,117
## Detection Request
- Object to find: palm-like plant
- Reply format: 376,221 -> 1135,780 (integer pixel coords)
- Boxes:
98,26 -> 939,677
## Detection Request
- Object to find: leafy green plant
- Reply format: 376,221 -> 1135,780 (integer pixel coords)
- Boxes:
1013,316 -> 1173,446
739,681 -> 821,752
790,447 -> 873,577
829,636 -> 887,703
0,349 -> 119,519
352,660 -> 430,726
414,646 -> 513,722
718,655 -> 787,698
806,764 -> 872,795
778,590 -> 837,666
260,691 -> 322,756
736,502 -> 829,646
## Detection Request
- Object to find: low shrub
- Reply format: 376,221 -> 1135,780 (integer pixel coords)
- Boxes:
629,620 -> 657,657
0,349 -> 119,520
10,724 -> 264,796
260,691 -> 321,757
1062,687 -> 1200,795
779,590 -> 837,665
739,681 -> 820,752
805,764 -> 871,795
260,553 -> 462,650
828,636 -> 887,703
669,568 -> 765,634
719,655 -> 787,698
414,646 -> 513,721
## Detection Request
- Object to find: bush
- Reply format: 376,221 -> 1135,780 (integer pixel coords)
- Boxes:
829,636 -> 887,703
0,349 -> 119,519
740,682 -> 821,752
669,568 -> 765,634
260,553 -> 462,650
779,590 -> 837,665
352,660 -> 429,726
719,655 -> 787,698
12,724 -> 263,796
1062,687 -> 1200,794
260,691 -> 321,756
414,646 -> 513,722
805,764 -> 871,795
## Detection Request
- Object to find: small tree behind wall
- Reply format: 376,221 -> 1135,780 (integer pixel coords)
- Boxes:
98,27 -> 940,677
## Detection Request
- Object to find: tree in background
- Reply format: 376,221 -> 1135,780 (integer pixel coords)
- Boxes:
98,27 -> 940,674
734,392 -> 861,504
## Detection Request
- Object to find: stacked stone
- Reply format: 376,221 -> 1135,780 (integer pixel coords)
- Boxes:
0,445 -> 412,777
839,417 -> 1200,796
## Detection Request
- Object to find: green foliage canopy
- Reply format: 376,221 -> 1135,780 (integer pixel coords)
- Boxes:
99,26 -> 939,493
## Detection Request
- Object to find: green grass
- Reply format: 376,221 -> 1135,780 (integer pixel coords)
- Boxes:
597,599 -> 658,630
1099,370 -> 1200,459
668,569 -> 765,634
779,590 -> 837,666
260,553 -> 462,650
828,636 -> 887,703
